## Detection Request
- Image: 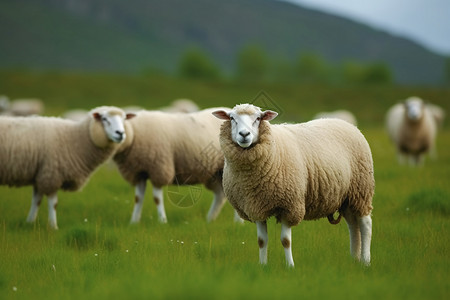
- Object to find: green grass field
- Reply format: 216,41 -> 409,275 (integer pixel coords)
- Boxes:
1,72 -> 449,299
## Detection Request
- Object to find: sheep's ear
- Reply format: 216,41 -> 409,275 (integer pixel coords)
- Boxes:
93,112 -> 102,121
261,110 -> 278,121
126,113 -> 136,120
212,110 -> 230,120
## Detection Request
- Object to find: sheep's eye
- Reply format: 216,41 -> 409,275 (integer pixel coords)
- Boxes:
230,116 -> 235,121
256,117 -> 261,121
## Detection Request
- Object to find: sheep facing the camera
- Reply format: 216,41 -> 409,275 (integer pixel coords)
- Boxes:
386,97 -> 437,165
0,106 -> 135,229
213,104 -> 374,267
113,107 -> 243,225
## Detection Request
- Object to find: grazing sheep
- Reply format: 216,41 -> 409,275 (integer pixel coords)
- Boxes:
0,95 -> 9,113
386,97 -> 437,165
113,107 -> 242,225
213,104 -> 374,267
9,98 -> 44,116
313,109 -> 358,126
0,106 -> 135,229
160,99 -> 199,113
426,103 -> 445,128
62,109 -> 89,121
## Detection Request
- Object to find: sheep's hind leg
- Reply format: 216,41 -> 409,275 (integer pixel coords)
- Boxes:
281,222 -> 294,267
47,193 -> 58,230
153,186 -> 167,223
359,215 -> 372,266
234,210 -> 244,224
26,187 -> 43,223
130,180 -> 147,224
256,221 -> 268,265
206,185 -> 226,222
343,209 -> 361,261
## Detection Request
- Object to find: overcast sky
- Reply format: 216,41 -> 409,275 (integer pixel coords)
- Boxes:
282,0 -> 450,56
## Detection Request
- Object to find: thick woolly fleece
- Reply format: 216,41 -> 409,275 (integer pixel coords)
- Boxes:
113,108 -> 227,189
220,118 -> 374,227
0,108 -> 122,195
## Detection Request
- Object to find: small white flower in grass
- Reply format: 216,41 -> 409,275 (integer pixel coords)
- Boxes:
242,242 -> 245,245
406,207 -> 410,212
181,241 -> 184,244
194,241 -> 198,244
52,264 -> 56,272
12,286 -> 17,292
84,218 -> 88,223
95,253 -> 98,257
126,249 -> 129,253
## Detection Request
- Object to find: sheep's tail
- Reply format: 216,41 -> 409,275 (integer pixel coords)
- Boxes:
327,199 -> 349,225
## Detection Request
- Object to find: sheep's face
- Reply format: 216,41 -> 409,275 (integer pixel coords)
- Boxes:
213,104 -> 278,148
404,98 -> 424,122
93,110 -> 136,143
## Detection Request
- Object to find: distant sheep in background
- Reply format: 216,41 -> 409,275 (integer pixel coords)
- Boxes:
386,96 -> 437,166
0,95 -> 9,113
0,98 -> 45,116
160,99 -> 199,113
0,106 -> 135,229
62,109 -> 89,121
426,103 -> 446,128
313,109 -> 358,126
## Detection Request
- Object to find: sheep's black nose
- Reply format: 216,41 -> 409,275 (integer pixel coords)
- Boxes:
116,131 -> 124,138
239,131 -> 250,137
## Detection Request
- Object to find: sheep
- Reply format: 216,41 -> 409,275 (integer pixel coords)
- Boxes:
313,109 -> 358,126
0,95 -> 9,113
0,106 -> 135,229
113,107 -> 243,225
62,109 -> 89,121
213,104 -> 374,267
160,99 -> 199,113
9,98 -> 44,116
386,96 -> 437,166
426,103 -> 445,128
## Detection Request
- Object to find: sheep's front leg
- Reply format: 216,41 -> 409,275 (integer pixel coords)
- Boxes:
359,215 -> 372,266
153,186 -> 167,223
26,187 -> 42,223
47,193 -> 59,230
281,222 -> 294,267
130,179 -> 147,224
256,221 -> 268,265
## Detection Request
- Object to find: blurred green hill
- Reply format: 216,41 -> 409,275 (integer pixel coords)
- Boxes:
0,0 -> 447,84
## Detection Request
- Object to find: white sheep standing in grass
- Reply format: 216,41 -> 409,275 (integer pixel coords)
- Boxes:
213,104 -> 374,267
313,109 -> 358,126
113,107 -> 242,224
0,106 -> 135,229
386,96 -> 437,166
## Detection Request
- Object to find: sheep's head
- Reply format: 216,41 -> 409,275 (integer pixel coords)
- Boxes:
213,104 -> 278,148
404,97 -> 424,122
90,107 -> 136,147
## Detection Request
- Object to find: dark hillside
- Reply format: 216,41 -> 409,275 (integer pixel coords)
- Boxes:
0,0 -> 445,84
